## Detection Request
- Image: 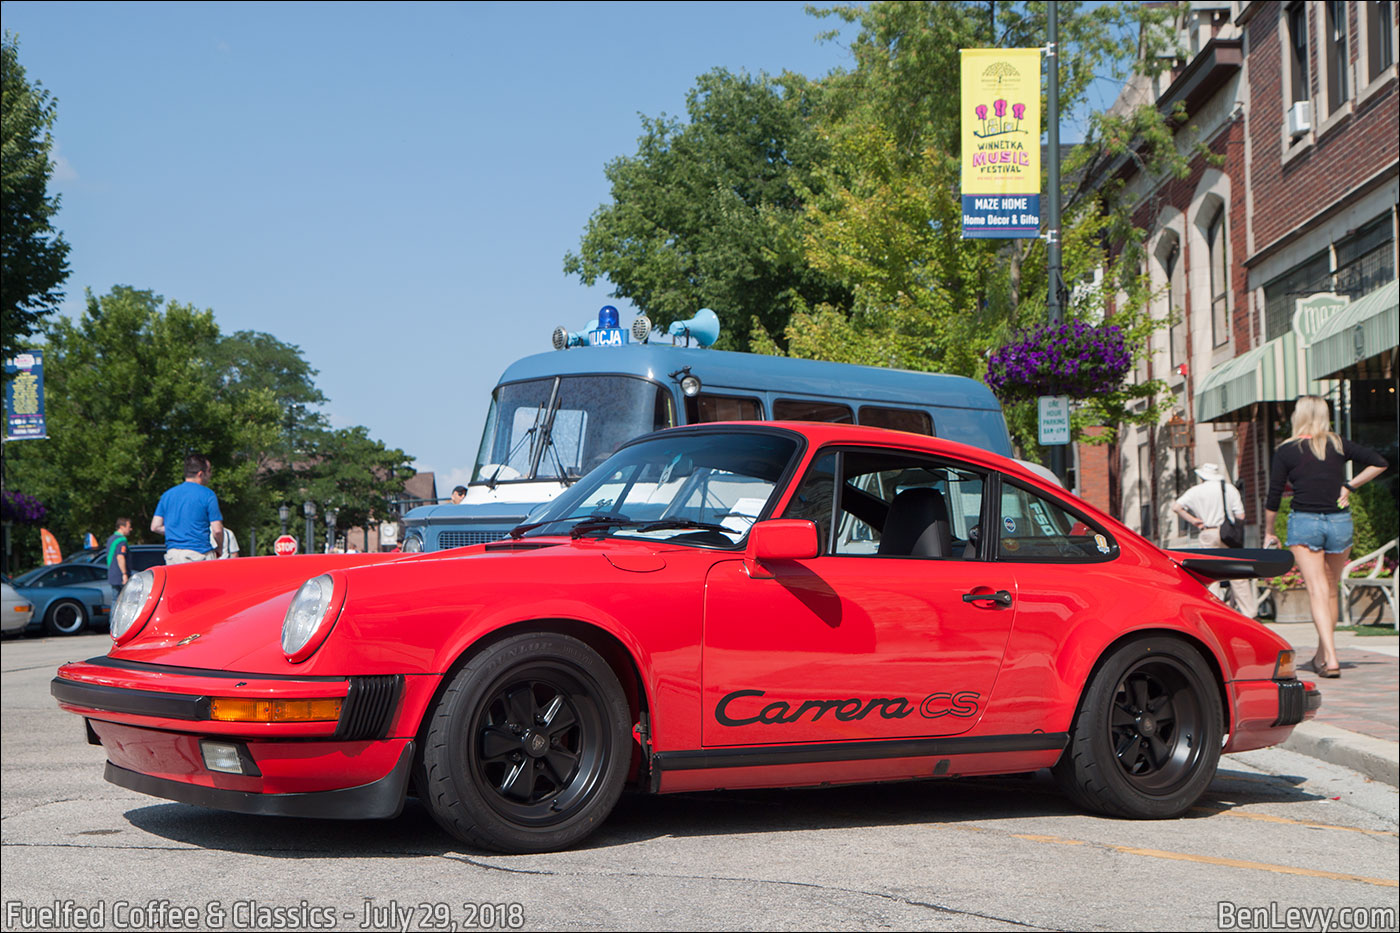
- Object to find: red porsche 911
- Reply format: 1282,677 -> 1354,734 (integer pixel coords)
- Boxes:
53,423 -> 1317,852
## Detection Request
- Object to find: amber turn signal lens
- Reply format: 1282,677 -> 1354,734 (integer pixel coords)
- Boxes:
1274,650 -> 1296,680
209,697 -> 343,722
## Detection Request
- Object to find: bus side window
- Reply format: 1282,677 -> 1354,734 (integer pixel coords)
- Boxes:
773,399 -> 853,423
689,394 -> 763,423
859,406 -> 933,436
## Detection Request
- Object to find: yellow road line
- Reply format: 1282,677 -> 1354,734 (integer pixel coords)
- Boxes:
1005,832 -> 1397,888
1192,805 -> 1399,838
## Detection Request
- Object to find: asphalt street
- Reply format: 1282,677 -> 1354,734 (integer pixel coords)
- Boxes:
3,632 -> 1397,932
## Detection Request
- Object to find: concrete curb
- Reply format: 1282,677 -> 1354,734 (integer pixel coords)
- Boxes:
1281,721 -> 1400,787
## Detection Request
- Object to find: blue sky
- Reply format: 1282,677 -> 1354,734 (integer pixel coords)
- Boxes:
5,1 -> 1113,493
4,1 -> 865,490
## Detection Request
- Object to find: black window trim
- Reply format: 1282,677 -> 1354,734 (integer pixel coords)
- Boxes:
992,477 -> 1120,564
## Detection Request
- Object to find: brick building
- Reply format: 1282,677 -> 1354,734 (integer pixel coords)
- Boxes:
1109,0 -> 1397,548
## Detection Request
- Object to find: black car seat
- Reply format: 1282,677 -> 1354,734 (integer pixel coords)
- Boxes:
877,488 -> 952,558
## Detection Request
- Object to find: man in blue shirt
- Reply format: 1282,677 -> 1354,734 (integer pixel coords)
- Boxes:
151,454 -> 224,564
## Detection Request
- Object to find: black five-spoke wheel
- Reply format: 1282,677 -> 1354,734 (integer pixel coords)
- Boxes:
420,633 -> 631,852
1054,637 -> 1222,818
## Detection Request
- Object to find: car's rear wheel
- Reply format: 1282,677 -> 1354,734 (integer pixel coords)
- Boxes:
44,600 -> 88,637
419,632 -> 631,853
1053,636 -> 1222,818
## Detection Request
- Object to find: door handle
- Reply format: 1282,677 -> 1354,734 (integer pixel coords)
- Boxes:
962,590 -> 1012,606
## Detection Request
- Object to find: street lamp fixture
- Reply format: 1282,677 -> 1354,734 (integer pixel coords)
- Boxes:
325,508 -> 338,553
278,504 -> 290,536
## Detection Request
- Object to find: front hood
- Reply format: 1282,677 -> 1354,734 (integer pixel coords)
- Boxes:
105,538 -> 709,677
107,552 -> 411,672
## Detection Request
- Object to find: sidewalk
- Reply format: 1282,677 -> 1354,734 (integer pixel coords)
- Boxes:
1264,620 -> 1399,786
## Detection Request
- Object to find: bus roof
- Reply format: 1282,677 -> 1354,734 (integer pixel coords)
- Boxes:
497,344 -> 1004,413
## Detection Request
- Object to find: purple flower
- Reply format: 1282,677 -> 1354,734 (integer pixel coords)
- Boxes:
983,320 -> 1132,400
1,490 -> 48,525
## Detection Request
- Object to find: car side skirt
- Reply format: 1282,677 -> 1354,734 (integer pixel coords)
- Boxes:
651,732 -> 1067,793
103,742 -> 415,820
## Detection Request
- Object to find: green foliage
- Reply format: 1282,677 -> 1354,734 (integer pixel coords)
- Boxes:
1351,483 -> 1398,561
1,31 -> 71,362
3,286 -> 413,565
563,68 -> 850,349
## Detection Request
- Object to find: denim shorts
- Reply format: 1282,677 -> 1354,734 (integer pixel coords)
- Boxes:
1286,510 -> 1353,553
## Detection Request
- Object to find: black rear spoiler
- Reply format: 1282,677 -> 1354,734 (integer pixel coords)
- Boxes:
1167,548 -> 1294,581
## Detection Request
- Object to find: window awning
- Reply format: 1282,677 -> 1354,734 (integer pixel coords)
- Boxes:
1307,280 -> 1399,380
1195,330 -> 1335,422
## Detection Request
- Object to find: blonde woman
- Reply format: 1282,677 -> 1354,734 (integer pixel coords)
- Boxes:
1263,396 -> 1388,677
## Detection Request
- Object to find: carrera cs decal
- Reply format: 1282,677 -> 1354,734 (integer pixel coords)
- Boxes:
715,689 -> 981,726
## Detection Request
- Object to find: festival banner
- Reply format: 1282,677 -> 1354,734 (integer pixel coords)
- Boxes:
960,48 -> 1042,238
4,350 -> 47,440
40,528 -> 63,565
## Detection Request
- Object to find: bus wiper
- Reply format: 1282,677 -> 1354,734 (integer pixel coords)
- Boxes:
489,403 -> 544,491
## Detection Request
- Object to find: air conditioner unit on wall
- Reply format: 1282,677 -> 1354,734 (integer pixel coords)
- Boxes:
1287,100 -> 1312,137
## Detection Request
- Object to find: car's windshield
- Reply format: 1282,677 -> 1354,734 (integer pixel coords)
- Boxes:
518,431 -> 799,546
472,375 -> 677,484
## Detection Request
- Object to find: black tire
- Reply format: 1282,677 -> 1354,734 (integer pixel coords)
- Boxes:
1053,637 -> 1222,819
44,600 -> 88,637
419,632 -> 631,853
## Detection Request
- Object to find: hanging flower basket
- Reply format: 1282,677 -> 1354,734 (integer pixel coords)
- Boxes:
1,490 -> 48,525
984,320 -> 1132,400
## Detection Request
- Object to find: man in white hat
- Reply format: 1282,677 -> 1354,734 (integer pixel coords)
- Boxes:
1171,462 -> 1257,617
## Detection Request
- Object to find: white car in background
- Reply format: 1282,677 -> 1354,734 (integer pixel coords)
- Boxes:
2,577 -> 34,634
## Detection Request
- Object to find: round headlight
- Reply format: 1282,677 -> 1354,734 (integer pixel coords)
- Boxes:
110,570 -> 160,643
281,574 -> 341,662
401,532 -> 424,553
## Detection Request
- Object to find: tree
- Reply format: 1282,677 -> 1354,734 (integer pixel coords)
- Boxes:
1,32 -> 70,362
564,68 -> 850,349
2,286 -> 414,564
760,2 -> 1182,455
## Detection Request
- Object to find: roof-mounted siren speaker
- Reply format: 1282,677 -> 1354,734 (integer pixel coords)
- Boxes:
552,325 -> 588,350
667,308 -> 720,348
631,314 -> 653,343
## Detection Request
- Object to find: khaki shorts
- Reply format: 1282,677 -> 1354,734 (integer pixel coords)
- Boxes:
165,548 -> 214,564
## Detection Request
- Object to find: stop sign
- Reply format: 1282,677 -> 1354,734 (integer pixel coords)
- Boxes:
274,534 -> 298,556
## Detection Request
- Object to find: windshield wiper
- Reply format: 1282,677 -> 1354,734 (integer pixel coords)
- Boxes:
508,513 -> 635,540
637,519 -> 733,534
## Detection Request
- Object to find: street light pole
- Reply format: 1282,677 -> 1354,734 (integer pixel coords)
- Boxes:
303,500 -> 316,555
1046,2 -> 1066,484
325,508 -> 338,554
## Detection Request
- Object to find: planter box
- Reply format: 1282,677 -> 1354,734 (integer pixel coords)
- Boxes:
1269,586 -> 1396,626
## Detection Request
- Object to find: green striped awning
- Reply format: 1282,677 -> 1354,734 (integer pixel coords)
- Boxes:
1307,279 -> 1399,379
1195,331 -> 1335,422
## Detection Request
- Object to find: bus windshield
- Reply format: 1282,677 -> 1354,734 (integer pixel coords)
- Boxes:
471,375 -> 677,484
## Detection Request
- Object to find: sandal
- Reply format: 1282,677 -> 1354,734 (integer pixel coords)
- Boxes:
1312,652 -> 1341,678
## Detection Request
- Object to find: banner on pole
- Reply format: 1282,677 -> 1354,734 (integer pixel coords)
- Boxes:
960,48 -> 1042,239
4,350 -> 47,440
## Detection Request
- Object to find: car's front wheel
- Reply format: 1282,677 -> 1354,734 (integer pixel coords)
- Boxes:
44,599 -> 88,637
419,632 -> 631,853
1053,636 -> 1222,818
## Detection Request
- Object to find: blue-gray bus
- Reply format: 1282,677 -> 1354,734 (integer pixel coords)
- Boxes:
400,310 -> 1015,552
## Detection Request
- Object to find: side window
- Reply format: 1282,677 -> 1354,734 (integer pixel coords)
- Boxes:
773,399 -> 854,423
859,406 -> 934,436
784,449 -> 986,560
997,482 -> 1118,562
693,393 -> 763,423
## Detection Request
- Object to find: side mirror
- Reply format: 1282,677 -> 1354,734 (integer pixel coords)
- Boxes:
744,520 -> 819,579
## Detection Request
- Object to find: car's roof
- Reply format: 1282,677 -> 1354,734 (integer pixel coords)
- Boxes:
633,420 -> 1044,484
